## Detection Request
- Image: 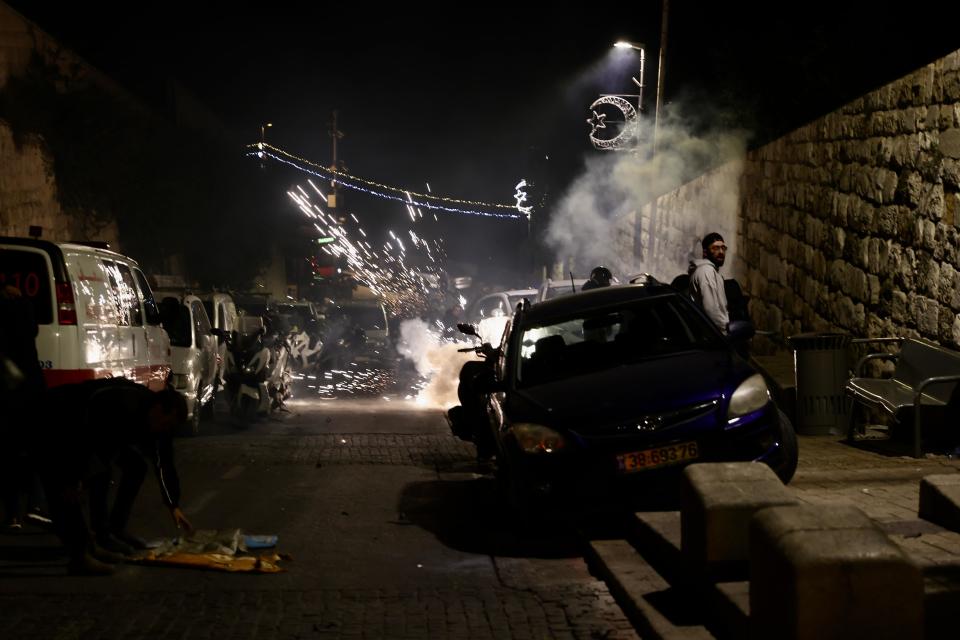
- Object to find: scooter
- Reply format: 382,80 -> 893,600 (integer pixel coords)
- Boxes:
288,330 -> 323,373
446,323 -> 499,460
215,318 -> 272,425
264,329 -> 293,411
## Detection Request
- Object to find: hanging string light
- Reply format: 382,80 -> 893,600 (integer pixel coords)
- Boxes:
250,143 -> 527,220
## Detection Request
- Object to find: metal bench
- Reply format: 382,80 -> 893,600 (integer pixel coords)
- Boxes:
845,337 -> 960,457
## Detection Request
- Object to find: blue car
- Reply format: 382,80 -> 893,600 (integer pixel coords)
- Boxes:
470,278 -> 797,509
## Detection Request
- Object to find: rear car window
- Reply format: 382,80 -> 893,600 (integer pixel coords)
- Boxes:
0,249 -> 53,324
159,297 -> 192,347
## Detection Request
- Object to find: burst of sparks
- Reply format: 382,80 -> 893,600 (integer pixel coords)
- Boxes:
288,184 -> 448,318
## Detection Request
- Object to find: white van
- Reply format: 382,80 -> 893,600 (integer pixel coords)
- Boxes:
156,291 -> 218,434
0,237 -> 171,389
200,292 -> 239,388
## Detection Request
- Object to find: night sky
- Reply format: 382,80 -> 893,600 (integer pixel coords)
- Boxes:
7,1 -> 960,278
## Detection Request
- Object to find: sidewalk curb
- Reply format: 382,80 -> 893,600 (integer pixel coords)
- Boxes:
585,538 -> 714,640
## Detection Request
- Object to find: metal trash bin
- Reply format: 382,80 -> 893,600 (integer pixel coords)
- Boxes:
787,332 -> 852,435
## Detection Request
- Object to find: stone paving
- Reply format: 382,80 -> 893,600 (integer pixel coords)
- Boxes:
790,433 -> 960,566
175,434 -> 478,468
0,430 -> 638,640
0,586 -> 638,640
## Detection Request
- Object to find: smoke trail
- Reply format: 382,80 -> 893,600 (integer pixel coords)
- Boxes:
397,318 -> 474,409
546,107 -> 748,281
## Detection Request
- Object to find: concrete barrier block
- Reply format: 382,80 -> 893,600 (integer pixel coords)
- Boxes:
919,474 -> 960,532
750,504 -> 923,640
681,462 -> 797,575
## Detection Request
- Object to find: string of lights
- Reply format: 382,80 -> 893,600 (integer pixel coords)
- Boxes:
250,144 -> 526,219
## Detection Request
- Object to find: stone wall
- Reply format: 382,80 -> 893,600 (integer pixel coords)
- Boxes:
0,2 -> 128,244
634,48 -> 960,347
0,119 -> 61,238
740,49 -> 960,345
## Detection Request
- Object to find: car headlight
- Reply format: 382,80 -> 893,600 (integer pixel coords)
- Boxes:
728,374 -> 770,418
512,423 -> 567,454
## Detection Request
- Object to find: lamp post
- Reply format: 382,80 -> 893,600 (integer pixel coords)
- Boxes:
260,122 -> 273,146
613,41 -> 645,150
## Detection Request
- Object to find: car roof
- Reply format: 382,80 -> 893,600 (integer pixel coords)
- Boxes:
487,288 -> 538,298
523,281 -> 679,324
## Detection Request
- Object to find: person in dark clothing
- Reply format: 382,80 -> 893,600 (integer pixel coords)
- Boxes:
581,266 -> 614,291
0,284 -> 48,531
40,378 -> 192,575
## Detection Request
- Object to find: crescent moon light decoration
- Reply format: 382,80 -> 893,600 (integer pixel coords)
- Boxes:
587,95 -> 638,151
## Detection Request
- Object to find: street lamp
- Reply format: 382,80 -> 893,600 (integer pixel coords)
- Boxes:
613,41 -> 645,148
260,122 -> 273,146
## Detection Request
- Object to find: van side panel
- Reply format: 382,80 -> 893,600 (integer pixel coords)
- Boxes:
64,251 -> 134,381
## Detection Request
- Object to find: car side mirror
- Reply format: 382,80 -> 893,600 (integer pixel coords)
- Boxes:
727,320 -> 755,342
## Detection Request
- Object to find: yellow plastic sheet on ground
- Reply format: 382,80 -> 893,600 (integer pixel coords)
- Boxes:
135,551 -> 287,573
131,528 -> 288,573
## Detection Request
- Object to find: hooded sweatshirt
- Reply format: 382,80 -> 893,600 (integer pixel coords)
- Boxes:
689,258 -> 729,333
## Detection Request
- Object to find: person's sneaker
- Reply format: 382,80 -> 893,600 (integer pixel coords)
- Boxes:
3,517 -> 22,531
112,530 -> 150,551
67,553 -> 115,576
90,543 -> 128,564
25,509 -> 53,526
95,532 -> 135,556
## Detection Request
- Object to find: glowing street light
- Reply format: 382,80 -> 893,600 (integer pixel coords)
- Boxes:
612,41 -> 645,148
260,122 -> 273,145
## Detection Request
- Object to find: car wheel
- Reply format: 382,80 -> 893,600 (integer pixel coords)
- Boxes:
769,408 -> 798,484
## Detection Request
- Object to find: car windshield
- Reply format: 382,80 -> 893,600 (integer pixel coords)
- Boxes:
517,295 -> 724,388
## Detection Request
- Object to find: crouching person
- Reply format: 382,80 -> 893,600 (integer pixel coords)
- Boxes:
39,378 -> 194,575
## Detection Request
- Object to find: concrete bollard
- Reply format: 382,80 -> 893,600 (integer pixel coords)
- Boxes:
680,462 -> 797,577
919,473 -> 960,532
750,504 -> 923,640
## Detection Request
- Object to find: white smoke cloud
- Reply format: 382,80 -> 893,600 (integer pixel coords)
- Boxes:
546,107 -> 748,281
397,318 -> 475,409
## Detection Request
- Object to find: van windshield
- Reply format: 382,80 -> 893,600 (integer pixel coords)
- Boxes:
0,249 -> 53,324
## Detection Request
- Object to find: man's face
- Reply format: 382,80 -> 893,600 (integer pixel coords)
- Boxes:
704,240 -> 727,268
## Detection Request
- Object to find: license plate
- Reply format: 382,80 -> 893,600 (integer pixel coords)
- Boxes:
616,441 -> 699,473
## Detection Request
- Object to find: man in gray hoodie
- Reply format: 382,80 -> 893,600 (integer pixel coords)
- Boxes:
689,232 -> 729,333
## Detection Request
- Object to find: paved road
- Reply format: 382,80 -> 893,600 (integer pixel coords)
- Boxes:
0,397 -> 638,640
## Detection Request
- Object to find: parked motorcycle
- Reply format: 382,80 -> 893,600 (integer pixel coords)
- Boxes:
288,329 -> 323,373
446,323 -> 499,460
264,328 -> 293,411
214,316 -> 276,425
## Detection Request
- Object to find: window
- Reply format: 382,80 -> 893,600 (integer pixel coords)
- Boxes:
0,248 -> 53,324
133,268 -> 161,325
191,300 -> 211,338
159,297 -> 191,347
